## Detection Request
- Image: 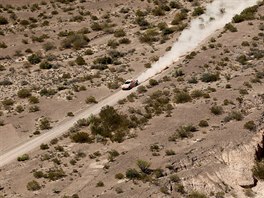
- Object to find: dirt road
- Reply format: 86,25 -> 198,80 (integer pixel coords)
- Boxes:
0,89 -> 133,167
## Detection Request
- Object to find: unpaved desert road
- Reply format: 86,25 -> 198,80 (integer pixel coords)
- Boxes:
0,89 -> 134,167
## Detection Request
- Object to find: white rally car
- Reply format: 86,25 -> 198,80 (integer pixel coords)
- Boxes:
121,79 -> 139,90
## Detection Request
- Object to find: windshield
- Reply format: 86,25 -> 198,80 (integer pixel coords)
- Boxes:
125,81 -> 131,84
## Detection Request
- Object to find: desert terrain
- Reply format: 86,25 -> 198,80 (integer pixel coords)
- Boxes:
0,0 -> 264,198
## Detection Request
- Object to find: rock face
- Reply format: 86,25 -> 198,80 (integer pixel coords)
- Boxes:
181,130 -> 264,197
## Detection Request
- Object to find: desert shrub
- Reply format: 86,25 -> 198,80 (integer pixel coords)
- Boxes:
91,22 -> 102,31
236,55 -> 247,65
115,173 -> 124,179
39,117 -> 51,130
171,11 -> 187,25
0,42 -> 7,48
107,39 -> 119,49
170,174 -> 180,183
210,105 -> 223,115
17,88 -> 31,98
39,88 -> 57,96
232,5 -> 258,23
119,37 -> 131,44
224,23 -> 237,32
201,72 -> 220,82
114,29 -> 126,37
29,105 -> 40,112
85,49 -> 93,55
165,149 -> 175,156
16,105 -> 24,113
174,91 -> 192,103
108,149 -> 119,161
244,121 -> 256,131
43,42 -> 55,51
85,96 -> 97,104
169,124 -> 196,140
0,16 -> 8,25
172,69 -> 184,77
253,160 -> 264,180
28,54 -> 41,64
189,191 -> 207,198
190,90 -> 204,99
199,120 -> 209,127
27,180 -> 41,191
139,29 -> 159,44
71,132 -> 93,143
45,168 -> 66,181
135,17 -> 150,29
126,168 -> 141,179
75,56 -> 86,65
89,106 -> 129,141
192,7 -> 205,16
96,181 -> 104,187
17,154 -> 29,161
61,33 -> 89,49
93,56 -> 113,65
28,96 -> 39,104
152,6 -> 165,16
33,171 -> 45,179
224,111 -> 243,122
40,143 -> 49,150
2,98 -> 14,108
39,61 -> 52,69
137,160 -> 151,174
115,187 -> 123,194
149,79 -> 158,87
137,85 -> 147,93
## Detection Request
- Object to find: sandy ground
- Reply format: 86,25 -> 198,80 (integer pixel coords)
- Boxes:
1,0 -> 264,198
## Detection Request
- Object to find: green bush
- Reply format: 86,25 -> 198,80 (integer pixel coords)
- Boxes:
17,88 -> 31,98
126,168 -> 141,180
149,79 -> 158,87
224,111 -> 243,122
165,149 -> 175,156
89,106 -> 129,142
210,105 -> 223,115
17,154 -> 30,161
61,33 -> 89,49
28,96 -> 39,104
71,132 -> 93,143
137,160 -> 151,174
201,72 -> 220,82
169,124 -> 196,140
0,16 -> 8,25
45,168 -> 66,181
85,96 -> 97,104
188,191 -> 207,198
27,180 -> 41,191
75,56 -> 86,65
28,54 -> 41,64
115,173 -> 124,179
39,117 -> 51,130
192,7 -> 205,16
40,143 -> 49,150
244,121 -> 256,131
39,61 -> 52,69
174,91 -> 192,103
96,181 -> 104,187
114,29 -> 126,37
232,5 -> 258,23
224,23 -> 237,32
199,120 -> 209,127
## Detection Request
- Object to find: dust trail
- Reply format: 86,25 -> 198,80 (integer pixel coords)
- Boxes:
137,0 -> 259,83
